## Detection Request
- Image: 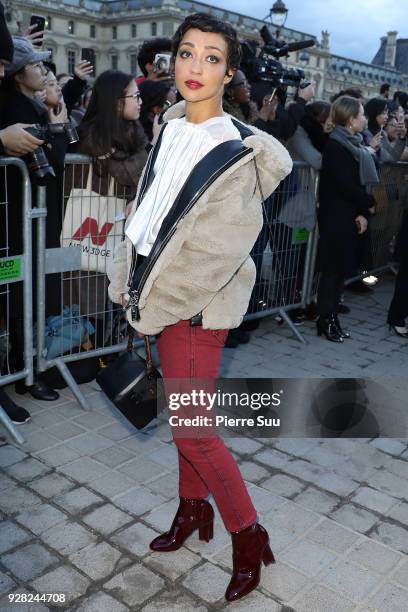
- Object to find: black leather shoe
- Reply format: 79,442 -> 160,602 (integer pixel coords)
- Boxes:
15,380 -> 59,401
0,390 -> 31,424
316,315 -> 344,343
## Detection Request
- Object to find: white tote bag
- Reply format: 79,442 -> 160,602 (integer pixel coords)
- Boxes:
62,165 -> 126,273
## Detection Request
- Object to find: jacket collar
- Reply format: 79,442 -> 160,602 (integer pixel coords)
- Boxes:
162,100 -> 293,197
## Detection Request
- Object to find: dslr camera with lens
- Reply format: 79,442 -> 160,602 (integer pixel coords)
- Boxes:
24,122 -> 79,179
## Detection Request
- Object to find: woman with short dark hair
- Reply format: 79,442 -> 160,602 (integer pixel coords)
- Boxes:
108,12 -> 292,601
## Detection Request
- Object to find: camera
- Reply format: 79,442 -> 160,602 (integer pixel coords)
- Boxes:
241,25 -> 315,88
153,53 -> 172,75
24,125 -> 55,179
24,122 -> 79,179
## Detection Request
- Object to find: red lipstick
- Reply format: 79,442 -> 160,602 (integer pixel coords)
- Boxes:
185,80 -> 204,89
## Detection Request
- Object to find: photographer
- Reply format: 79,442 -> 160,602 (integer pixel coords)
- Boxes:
0,3 -> 37,423
0,6 -> 43,156
0,37 -> 72,401
136,37 -> 173,84
252,81 -> 315,142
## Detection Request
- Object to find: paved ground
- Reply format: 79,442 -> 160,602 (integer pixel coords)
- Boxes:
0,272 -> 407,611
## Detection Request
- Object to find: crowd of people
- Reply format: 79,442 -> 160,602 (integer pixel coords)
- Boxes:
1,1 -> 408,424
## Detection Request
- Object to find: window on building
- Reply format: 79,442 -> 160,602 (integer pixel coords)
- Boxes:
131,23 -> 137,38
68,20 -> 75,35
151,22 -> 157,36
316,57 -> 320,68
67,50 -> 76,73
111,54 -> 118,70
112,26 -> 117,40
163,22 -> 173,37
46,16 -> 52,30
90,24 -> 96,39
130,53 -> 138,75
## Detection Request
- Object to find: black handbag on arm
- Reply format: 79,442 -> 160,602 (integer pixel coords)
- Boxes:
96,329 -> 162,430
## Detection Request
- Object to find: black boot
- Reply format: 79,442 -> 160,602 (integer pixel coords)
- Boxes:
333,315 -> 350,339
316,314 -> 344,343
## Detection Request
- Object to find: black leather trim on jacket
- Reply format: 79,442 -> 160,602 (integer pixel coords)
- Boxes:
128,138 -> 253,320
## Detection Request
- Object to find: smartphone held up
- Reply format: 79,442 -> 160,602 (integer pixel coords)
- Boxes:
81,48 -> 96,76
29,15 -> 46,48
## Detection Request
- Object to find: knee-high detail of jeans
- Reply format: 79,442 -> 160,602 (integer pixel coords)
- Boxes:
156,320 -> 257,532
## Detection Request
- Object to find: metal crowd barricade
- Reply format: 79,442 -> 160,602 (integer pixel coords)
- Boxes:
244,161 -> 318,343
34,154 -> 135,410
0,158 -> 34,444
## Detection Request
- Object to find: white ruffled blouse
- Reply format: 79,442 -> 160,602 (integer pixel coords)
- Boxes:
125,114 -> 241,256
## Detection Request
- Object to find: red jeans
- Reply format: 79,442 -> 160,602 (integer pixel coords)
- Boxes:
156,320 -> 257,532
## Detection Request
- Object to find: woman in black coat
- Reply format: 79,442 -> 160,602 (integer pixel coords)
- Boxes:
317,96 -> 379,341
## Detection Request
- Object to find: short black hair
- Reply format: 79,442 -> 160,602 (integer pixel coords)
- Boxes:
380,83 -> 390,94
172,12 -> 241,76
137,37 -> 172,76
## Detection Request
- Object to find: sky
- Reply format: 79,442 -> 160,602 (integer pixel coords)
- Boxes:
207,0 -> 406,64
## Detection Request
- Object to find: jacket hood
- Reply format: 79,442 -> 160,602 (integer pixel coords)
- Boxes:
163,100 -> 293,196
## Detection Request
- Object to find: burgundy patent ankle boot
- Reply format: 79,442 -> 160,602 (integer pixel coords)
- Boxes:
149,497 -> 214,552
225,522 -> 275,602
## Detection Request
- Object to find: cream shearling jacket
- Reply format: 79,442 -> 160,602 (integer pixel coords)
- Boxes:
107,101 -> 292,335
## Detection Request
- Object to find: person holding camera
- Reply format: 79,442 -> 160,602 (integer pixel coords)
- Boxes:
316,96 -> 379,342
0,37 -> 70,400
136,37 -> 173,84
251,81 -> 315,142
0,1 -> 36,424
0,8 -> 43,156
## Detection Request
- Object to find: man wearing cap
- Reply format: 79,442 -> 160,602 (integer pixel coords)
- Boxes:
0,2 -> 43,155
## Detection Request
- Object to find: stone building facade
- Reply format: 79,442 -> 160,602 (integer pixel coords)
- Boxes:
4,0 -> 407,100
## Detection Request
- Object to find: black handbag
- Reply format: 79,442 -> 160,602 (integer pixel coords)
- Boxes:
96,330 -> 162,430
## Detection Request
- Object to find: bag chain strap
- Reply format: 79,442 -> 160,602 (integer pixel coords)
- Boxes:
127,326 -> 154,372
